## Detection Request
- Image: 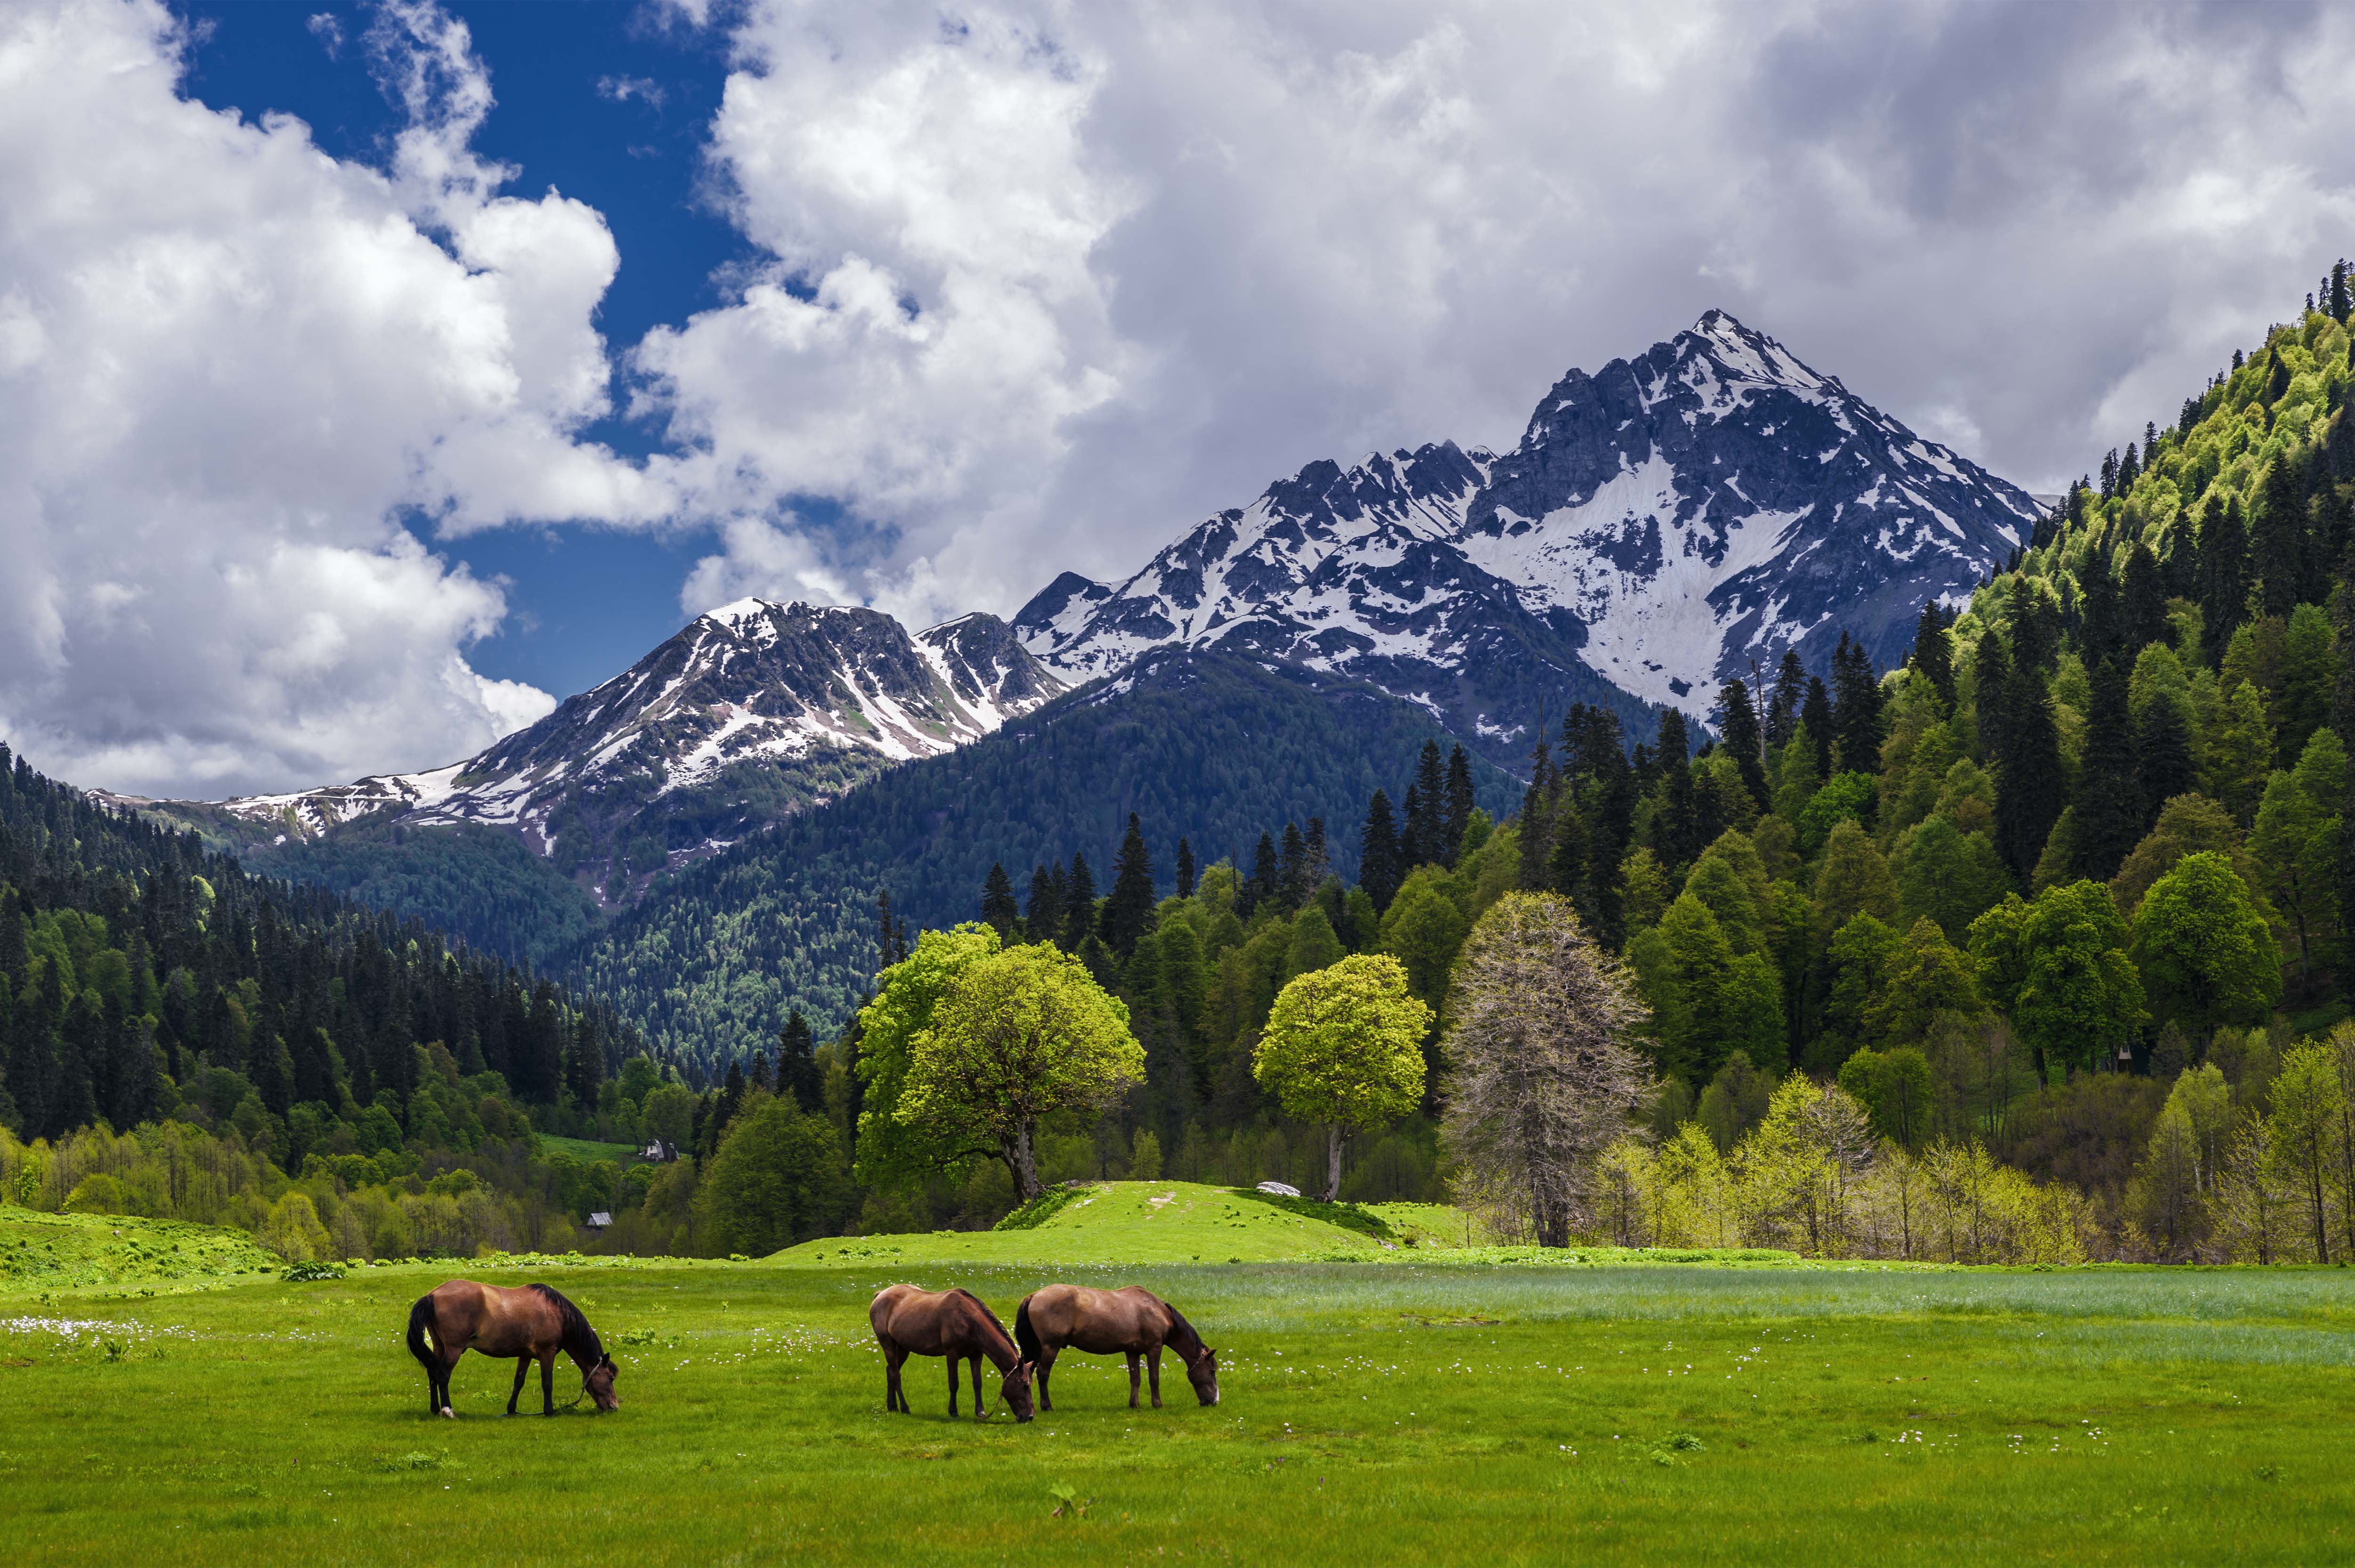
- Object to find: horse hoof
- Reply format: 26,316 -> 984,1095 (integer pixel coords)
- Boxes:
440,1408 -> 454,1419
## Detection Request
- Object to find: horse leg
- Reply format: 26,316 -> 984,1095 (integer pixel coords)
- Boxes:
1148,1347 -> 1163,1408
438,1351 -> 457,1418
1127,1352 -> 1141,1409
507,1355 -> 529,1416
1038,1347 -> 1057,1412
540,1352 -> 557,1416
971,1355 -> 987,1421
946,1355 -> 959,1417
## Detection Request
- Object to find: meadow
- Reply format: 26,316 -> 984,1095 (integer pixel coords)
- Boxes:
4,1192 -> 2353,1565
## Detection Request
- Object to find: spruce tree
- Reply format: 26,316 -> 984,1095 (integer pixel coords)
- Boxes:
2198,495 -> 2249,662
1995,662 -> 2065,878
1305,817 -> 1329,888
1768,650 -> 1807,746
1025,864 -> 1064,943
980,861 -> 1022,944
1103,813 -> 1158,958
1831,633 -> 1884,774
2071,659 -> 2145,882
778,1009 -> 820,1112
1360,789 -> 1403,912
1173,837 -> 1196,900
1515,744 -> 1556,892
1400,781 -> 1438,870
2253,453 -> 2306,619
1443,744 -> 1476,864
1242,834 -> 1279,919
1277,821 -> 1308,910
1910,598 -> 1956,706
2121,541 -> 2168,651
1800,675 -> 1835,781
1716,677 -> 1768,807
1656,709 -> 1700,869
2137,694 -> 2198,827
1062,855 -> 1097,950
2077,552 -> 2119,665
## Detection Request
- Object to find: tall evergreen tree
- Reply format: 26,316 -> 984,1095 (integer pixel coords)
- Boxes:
1360,789 -> 1404,913
1241,833 -> 1279,919
2077,551 -> 2120,665
2071,659 -> 2145,882
2198,495 -> 2249,662
1061,855 -> 1096,951
1305,817 -> 1329,890
2137,694 -> 2198,827
2120,541 -> 2169,652
1515,745 -> 1556,893
1767,650 -> 1807,746
1910,598 -> 1956,706
1831,632 -> 1885,773
980,861 -> 1022,944
1656,710 -> 1700,869
1442,744 -> 1476,864
1174,837 -> 1197,900
1102,813 -> 1157,958
1716,677 -> 1768,808
778,1009 -> 820,1112
1025,864 -> 1064,944
1994,662 -> 2066,878
1277,821 -> 1309,910
2254,453 -> 2308,618
1800,675 -> 1835,780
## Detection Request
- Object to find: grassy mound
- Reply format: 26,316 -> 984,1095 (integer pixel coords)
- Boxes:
0,1209 -> 281,1296
776,1181 -> 1394,1266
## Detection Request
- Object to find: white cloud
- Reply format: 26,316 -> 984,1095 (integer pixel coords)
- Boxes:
648,0 -> 2355,626
0,0 -> 667,796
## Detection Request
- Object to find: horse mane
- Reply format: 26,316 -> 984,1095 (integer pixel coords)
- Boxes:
530,1283 -> 604,1365
949,1288 -> 1020,1363
1162,1304 -> 1205,1360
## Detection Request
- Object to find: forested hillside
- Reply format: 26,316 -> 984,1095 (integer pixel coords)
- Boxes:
561,648 -> 1523,1069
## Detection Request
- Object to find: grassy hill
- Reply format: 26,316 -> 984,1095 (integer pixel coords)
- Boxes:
0,1209 -> 280,1295
769,1182 -> 1803,1269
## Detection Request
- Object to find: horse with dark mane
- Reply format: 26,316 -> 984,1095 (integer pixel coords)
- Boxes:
1015,1284 -> 1218,1410
868,1284 -> 1034,1422
406,1279 -> 620,1418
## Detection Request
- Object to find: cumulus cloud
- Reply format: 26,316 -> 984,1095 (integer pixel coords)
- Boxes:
0,0 -> 666,796
650,0 -> 2355,625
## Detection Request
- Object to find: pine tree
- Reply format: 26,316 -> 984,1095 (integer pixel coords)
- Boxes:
778,1009 -> 820,1112
1716,677 -> 1768,807
1910,598 -> 1956,706
1174,837 -> 1197,900
980,861 -> 1022,944
1277,821 -> 1309,910
1516,744 -> 1556,892
1025,864 -> 1064,943
2198,495 -> 2250,662
2332,258 -> 2350,323
1800,676 -> 1835,781
2121,541 -> 2168,652
1242,834 -> 1279,919
1994,662 -> 2065,878
1102,813 -> 1157,958
1656,709 -> 1700,869
1443,744 -> 1476,864
2137,693 -> 2198,828
2077,551 -> 2119,665
1360,789 -> 1403,912
1401,740 -> 1446,867
1831,632 -> 1885,773
1305,817 -> 1329,889
2254,454 -> 2307,619
2071,659 -> 2145,882
1768,650 -> 1807,746
1062,855 -> 1096,950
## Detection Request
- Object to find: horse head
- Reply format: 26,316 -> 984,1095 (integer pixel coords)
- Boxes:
1184,1344 -> 1219,1406
586,1352 -> 622,1412
999,1359 -> 1036,1423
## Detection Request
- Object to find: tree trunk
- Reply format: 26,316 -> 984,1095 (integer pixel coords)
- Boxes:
1007,1120 -> 1042,1202
1324,1125 -> 1344,1202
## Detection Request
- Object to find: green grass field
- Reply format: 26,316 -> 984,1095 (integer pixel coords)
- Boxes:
537,1135 -> 648,1169
5,1189 -> 2353,1565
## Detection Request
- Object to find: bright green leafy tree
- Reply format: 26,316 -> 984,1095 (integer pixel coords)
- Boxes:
1253,954 -> 1432,1200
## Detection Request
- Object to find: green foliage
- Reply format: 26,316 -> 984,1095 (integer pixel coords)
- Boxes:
2133,851 -> 2283,1041
1797,772 -> 1877,854
1253,955 -> 1430,1135
1970,883 -> 2144,1076
693,1094 -> 854,1256
992,1184 -> 1088,1231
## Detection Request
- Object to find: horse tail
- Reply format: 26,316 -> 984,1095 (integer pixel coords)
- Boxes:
1015,1296 -> 1041,1364
406,1293 -> 438,1370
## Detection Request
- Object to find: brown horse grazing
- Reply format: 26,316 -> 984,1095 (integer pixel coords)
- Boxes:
1014,1284 -> 1218,1411
406,1280 -> 620,1419
869,1284 -> 1034,1422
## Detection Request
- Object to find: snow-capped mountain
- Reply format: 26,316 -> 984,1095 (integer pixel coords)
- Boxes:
1019,311 -> 2038,754
197,600 -> 1064,893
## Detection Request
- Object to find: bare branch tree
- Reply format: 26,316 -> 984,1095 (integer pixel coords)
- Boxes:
1440,892 -> 1653,1246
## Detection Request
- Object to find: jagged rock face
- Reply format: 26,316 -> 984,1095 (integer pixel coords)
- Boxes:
207,601 -> 1065,888
1019,311 -> 2036,748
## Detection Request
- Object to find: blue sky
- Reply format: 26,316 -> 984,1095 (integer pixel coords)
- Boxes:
173,1 -> 747,699
5,0 -> 2352,799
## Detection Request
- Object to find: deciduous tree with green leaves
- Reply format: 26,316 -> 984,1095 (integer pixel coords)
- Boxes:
1253,954 -> 1431,1200
898,942 -> 1143,1201
2132,851 -> 2282,1046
